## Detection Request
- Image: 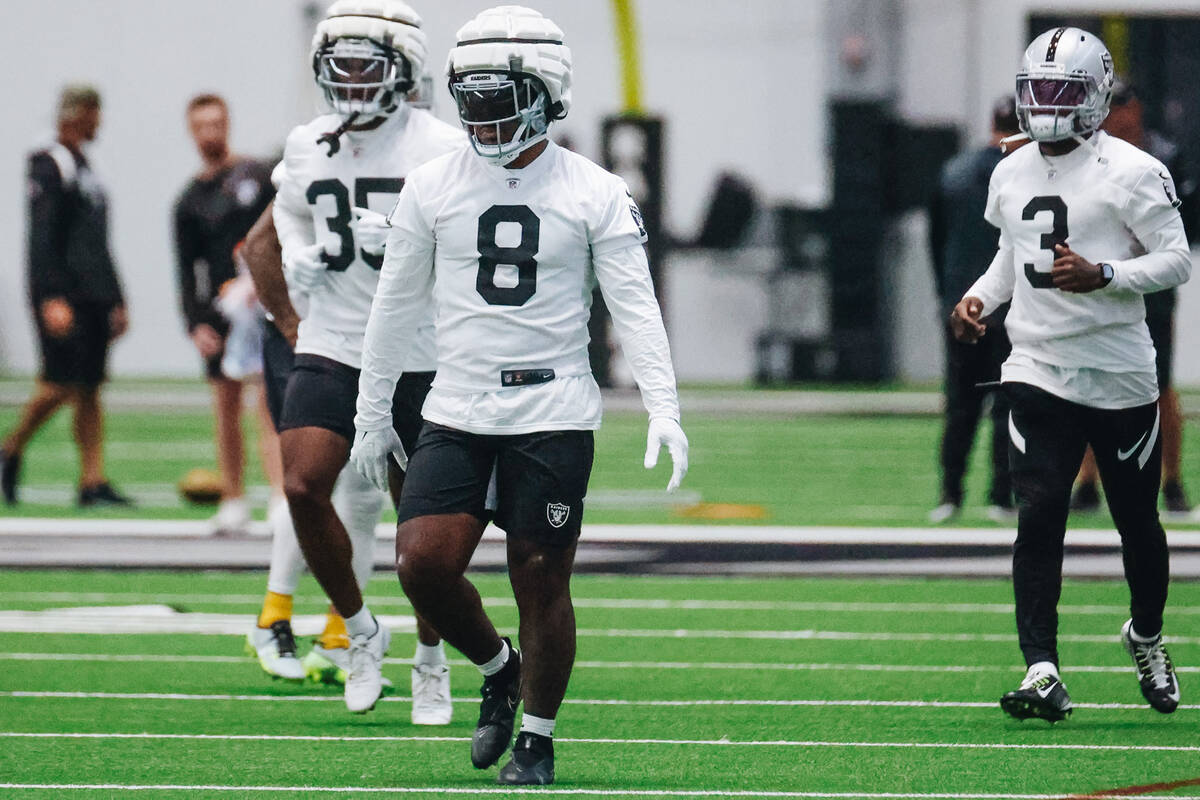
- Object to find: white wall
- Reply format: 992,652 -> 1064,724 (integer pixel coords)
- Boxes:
0,0 -> 826,377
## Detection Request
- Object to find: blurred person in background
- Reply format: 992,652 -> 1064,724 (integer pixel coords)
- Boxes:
0,85 -> 131,508
1070,79 -> 1195,518
174,94 -> 276,535
953,28 -> 1185,723
927,97 -> 1025,525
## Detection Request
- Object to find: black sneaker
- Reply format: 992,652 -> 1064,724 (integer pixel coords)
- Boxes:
0,449 -> 20,506
1162,481 -> 1192,515
471,638 -> 522,769
497,731 -> 554,786
78,482 -> 135,508
1000,665 -> 1072,722
1069,481 -> 1101,512
1121,619 -> 1180,714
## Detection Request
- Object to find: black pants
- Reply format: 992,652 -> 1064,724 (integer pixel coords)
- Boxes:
939,322 -> 1011,506
1006,382 -> 1169,667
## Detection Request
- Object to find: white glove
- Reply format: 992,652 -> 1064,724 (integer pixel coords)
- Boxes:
352,207 -> 390,258
284,242 -> 328,293
644,416 -> 689,492
350,427 -> 407,492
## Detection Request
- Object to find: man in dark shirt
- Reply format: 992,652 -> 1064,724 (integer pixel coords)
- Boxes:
927,97 -> 1025,524
0,85 -> 131,507
173,94 -> 275,534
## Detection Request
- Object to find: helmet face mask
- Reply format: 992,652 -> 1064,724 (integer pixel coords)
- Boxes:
316,38 -> 412,118
1015,27 -> 1114,143
451,71 -> 549,165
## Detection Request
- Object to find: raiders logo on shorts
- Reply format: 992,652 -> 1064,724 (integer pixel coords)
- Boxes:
546,502 -> 570,528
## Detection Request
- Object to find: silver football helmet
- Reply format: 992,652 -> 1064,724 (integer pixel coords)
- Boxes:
1016,27 -> 1114,142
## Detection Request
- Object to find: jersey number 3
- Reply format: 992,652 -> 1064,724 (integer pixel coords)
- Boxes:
1022,195 -> 1067,289
305,178 -> 404,271
477,205 -> 541,306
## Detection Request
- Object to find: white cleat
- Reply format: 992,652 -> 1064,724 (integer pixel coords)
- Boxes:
411,662 -> 453,725
345,619 -> 390,713
245,621 -> 306,681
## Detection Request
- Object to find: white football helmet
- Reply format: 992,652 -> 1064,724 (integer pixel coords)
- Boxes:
446,5 -> 572,165
1016,27 -> 1114,143
311,0 -> 428,119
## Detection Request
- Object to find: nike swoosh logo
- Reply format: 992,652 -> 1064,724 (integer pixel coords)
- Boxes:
1035,684 -> 1055,699
1118,432 -> 1149,461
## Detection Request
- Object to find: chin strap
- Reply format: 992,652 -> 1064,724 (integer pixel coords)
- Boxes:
1072,132 -> 1109,165
999,132 -> 1030,153
316,112 -> 361,157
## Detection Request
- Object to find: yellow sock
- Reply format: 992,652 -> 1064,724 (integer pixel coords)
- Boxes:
257,592 -> 293,628
319,611 -> 349,650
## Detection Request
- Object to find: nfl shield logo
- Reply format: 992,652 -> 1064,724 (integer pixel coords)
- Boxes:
507,178 -> 521,190
546,502 -> 570,528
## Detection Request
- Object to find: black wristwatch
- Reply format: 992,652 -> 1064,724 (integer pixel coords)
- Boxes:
1099,262 -> 1114,287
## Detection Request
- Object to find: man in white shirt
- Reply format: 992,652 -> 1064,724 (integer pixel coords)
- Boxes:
258,0 -> 464,719
952,27 -> 1186,722
351,6 -> 688,785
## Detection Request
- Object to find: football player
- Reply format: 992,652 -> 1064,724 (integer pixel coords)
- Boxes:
351,6 -> 688,785
255,0 -> 465,719
952,27 -> 1187,722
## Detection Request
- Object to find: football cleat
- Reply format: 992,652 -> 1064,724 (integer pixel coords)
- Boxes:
411,662 -> 453,725
1121,619 -> 1180,714
245,621 -> 306,681
1000,663 -> 1072,722
472,638 -> 522,769
302,643 -> 393,689
345,618 -> 390,713
78,482 -> 134,508
497,731 -> 554,786
0,449 -> 21,505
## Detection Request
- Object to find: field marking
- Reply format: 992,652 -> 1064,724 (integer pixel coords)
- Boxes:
4,516 -> 1200,546
2,607 -> 1199,643
10,590 -> 1200,616
6,691 -> 1198,712
9,652 -> 1197,675
9,788 -> 1199,800
3,731 -> 1200,753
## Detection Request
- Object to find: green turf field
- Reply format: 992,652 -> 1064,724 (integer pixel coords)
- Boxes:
0,570 -> 1197,797
5,404 -> 1200,527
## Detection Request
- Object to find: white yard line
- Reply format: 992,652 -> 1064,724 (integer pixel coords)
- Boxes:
2,730 -> 1199,751
5,691 -> 1198,712
2,517 -> 1199,545
3,652 -> 1198,675
8,787 -> 1196,799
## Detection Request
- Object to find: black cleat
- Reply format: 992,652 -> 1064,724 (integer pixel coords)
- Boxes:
78,482 -> 134,508
471,638 -> 522,769
0,449 -> 20,505
1122,619 -> 1180,714
1069,481 -> 1101,512
1162,480 -> 1192,515
1000,666 -> 1072,723
498,731 -> 554,786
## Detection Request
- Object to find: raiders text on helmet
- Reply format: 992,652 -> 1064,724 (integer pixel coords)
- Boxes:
446,5 -> 572,165
1016,27 -> 1114,143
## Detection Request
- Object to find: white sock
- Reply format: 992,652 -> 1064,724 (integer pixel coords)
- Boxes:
1129,624 -> 1160,643
478,640 -> 510,676
266,496 -> 306,596
1027,660 -> 1059,681
332,464 -> 385,591
345,606 -> 376,639
415,641 -> 445,667
520,713 -> 555,738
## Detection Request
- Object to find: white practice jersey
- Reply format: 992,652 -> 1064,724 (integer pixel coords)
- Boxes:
968,131 -> 1190,408
357,140 -> 680,434
272,106 -> 465,369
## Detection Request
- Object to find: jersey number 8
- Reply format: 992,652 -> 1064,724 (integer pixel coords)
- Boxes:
477,205 -> 541,306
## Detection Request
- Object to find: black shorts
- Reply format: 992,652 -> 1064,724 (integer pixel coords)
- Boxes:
396,423 -> 595,546
261,320 -> 294,431
1145,313 -> 1173,390
277,353 -> 434,453
37,302 -> 113,387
